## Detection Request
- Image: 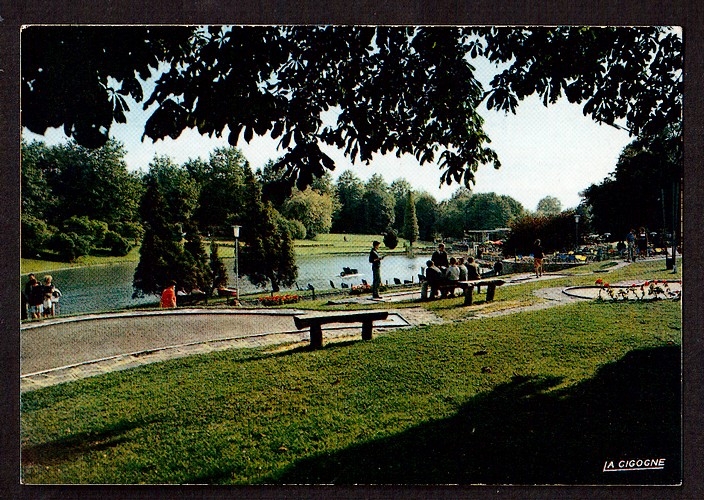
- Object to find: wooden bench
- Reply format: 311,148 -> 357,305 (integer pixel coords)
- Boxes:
293,310 -> 389,348
422,279 -> 505,305
217,287 -> 239,305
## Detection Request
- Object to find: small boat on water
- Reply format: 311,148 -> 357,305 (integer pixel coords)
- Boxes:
340,267 -> 362,278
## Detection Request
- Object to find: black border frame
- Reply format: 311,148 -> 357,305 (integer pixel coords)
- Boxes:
2,2 -> 701,498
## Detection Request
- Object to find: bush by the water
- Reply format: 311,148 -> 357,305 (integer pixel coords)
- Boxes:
383,229 -> 399,250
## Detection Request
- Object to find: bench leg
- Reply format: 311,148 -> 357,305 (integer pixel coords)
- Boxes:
309,323 -> 323,348
486,284 -> 496,302
464,287 -> 474,306
362,321 -> 373,340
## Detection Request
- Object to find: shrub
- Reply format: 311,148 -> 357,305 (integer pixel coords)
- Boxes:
383,228 -> 399,250
279,218 -> 307,240
62,215 -> 108,245
21,214 -> 53,257
505,211 -> 587,256
258,294 -> 301,306
112,221 -> 144,243
51,232 -> 92,261
102,230 -> 132,256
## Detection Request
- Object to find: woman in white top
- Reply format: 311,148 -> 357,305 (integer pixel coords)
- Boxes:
51,286 -> 62,316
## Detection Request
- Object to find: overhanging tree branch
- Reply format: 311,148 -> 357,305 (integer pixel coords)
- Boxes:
22,25 -> 681,193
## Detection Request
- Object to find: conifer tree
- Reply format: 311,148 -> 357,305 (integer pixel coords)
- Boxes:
180,220 -> 210,292
133,173 -> 211,297
132,176 -> 183,296
402,191 -> 420,250
209,240 -> 229,293
239,170 -> 298,293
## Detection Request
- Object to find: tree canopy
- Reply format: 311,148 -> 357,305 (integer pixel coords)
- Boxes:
22,26 -> 682,193
20,138 -> 144,259
437,190 -> 525,239
581,127 -> 682,239
536,196 -> 563,216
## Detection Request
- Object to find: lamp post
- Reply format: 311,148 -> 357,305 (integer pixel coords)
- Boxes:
232,225 -> 241,301
574,214 -> 580,252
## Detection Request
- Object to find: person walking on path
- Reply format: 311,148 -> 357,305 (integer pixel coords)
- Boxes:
626,228 -> 637,262
369,240 -> 383,299
532,239 -> 545,277
160,280 -> 177,308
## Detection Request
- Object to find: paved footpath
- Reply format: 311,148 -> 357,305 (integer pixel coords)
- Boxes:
20,309 -> 413,393
21,264 -> 646,393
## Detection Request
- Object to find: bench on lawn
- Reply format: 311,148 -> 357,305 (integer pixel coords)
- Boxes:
293,310 -> 389,348
422,279 -> 505,305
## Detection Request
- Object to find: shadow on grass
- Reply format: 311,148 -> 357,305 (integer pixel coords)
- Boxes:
22,415 -> 158,467
200,338 -> 366,366
265,344 -> 681,485
259,339 -> 361,358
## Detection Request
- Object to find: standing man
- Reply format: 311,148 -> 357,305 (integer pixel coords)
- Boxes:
369,240 -> 383,299
532,239 -> 545,277
626,229 -> 636,262
432,243 -> 449,269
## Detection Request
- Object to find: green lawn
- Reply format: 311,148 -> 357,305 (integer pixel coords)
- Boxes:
20,294 -> 681,484
20,245 -> 143,274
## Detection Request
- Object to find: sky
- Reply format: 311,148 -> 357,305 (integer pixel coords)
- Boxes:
22,35 -> 634,213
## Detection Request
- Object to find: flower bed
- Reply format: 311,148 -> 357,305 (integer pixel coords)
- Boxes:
258,294 -> 301,306
594,278 -> 681,301
349,283 -> 372,295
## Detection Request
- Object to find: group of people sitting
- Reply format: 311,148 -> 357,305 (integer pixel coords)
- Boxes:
420,243 -> 485,300
22,273 -> 62,319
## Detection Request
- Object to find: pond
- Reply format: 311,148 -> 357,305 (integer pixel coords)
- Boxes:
21,252 -> 453,316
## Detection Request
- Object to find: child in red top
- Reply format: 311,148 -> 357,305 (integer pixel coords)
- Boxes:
160,281 -> 177,308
